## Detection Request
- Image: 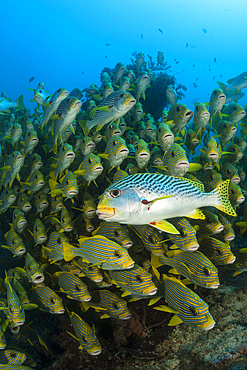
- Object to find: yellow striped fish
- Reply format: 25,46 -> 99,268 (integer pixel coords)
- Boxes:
109,264 -> 157,296
199,237 -> 236,265
2,230 -> 26,257
67,309 -> 101,355
0,349 -> 26,365
154,273 -> 215,330
42,232 -> 69,262
92,221 -> 133,249
15,253 -> 44,284
4,275 -> 25,326
131,225 -> 166,255
81,289 -> 131,320
53,272 -> 91,302
32,285 -> 64,314
63,235 -> 134,270
167,218 -> 199,252
75,259 -> 103,283
32,218 -> 47,245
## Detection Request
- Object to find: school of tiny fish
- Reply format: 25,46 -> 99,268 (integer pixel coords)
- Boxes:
0,52 -> 247,368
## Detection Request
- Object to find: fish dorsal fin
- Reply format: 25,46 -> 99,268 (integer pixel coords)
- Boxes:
178,176 -> 204,192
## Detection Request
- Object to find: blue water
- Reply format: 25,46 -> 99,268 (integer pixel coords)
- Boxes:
1,0 -> 247,110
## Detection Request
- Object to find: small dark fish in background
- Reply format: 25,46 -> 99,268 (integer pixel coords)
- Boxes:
196,77 -> 199,81
82,72 -> 84,75
193,64 -> 195,67
209,68 -> 211,72
105,56 -> 107,58
202,28 -> 207,33
214,58 -> 217,63
174,59 -> 177,62
213,76 -> 216,80
106,43 -> 110,46
158,28 -> 163,34
220,74 -> 223,78
186,43 -> 188,48
175,61 -> 179,64
193,83 -> 197,88
141,34 -> 143,39
29,77 -> 35,83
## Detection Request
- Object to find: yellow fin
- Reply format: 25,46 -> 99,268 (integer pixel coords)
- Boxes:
168,268 -> 179,275
182,278 -> 193,285
148,297 -> 161,306
213,179 -> 237,217
149,220 -> 180,234
153,305 -> 179,314
121,290 -> 131,297
100,314 -> 110,319
233,271 -> 243,277
168,315 -> 183,326
185,208 -> 205,220
187,163 -> 202,172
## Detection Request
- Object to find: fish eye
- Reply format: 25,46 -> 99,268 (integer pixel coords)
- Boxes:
110,124 -> 113,129
58,89 -> 61,92
171,151 -> 175,157
88,266 -> 94,271
12,153 -> 15,157
217,249 -> 223,255
110,189 -> 121,198
176,106 -> 181,112
61,217 -> 64,222
114,251 -> 121,258
224,123 -> 227,128
158,127 -> 162,132
51,298 -> 56,304
21,197 -> 23,201
27,265 -> 31,270
66,180 -> 69,185
14,214 -> 17,218
148,235 -> 154,243
38,195 -> 41,199
210,175 -> 214,180
9,352 -> 16,358
120,93 -> 125,98
113,141 -> 116,146
28,132 -> 31,136
63,146 -> 65,151
81,337 -> 87,343
34,227 -> 37,232
227,169 -> 231,174
113,303 -> 119,309
195,106 -> 199,111
114,230 -> 119,237
57,238 -> 62,243
88,158 -> 92,164
213,90 -> 217,95
189,306 -> 198,316
6,190 -> 9,194
234,106 -> 237,110
203,267 -> 211,276
136,275 -> 143,283
35,175 -> 38,179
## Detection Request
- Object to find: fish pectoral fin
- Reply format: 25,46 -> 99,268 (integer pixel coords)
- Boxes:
233,271 -> 243,277
184,208 -> 205,220
151,255 -> 162,268
24,303 -> 39,310
168,268 -> 179,275
187,163 -> 202,172
100,314 -> 110,319
168,315 -> 183,326
154,305 -> 179,314
121,290 -> 131,297
149,220 -> 180,234
182,278 -> 193,285
148,297 -> 161,306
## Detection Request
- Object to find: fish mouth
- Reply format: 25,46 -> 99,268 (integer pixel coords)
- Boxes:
186,244 -> 199,251
34,274 -> 45,284
37,236 -> 47,243
225,235 -> 235,241
143,287 -> 158,295
203,163 -> 213,170
176,161 -> 189,168
118,148 -> 129,155
185,110 -> 193,117
68,190 -> 78,196
10,325 -> 20,334
203,322 -> 215,330
237,196 -> 245,203
64,226 -> 73,232
208,152 -> 219,158
55,309 -> 65,314
163,133 -> 174,139
93,277 -> 103,283
23,204 -> 31,211
136,109 -> 143,114
231,176 -> 240,184
89,349 -> 102,356
83,296 -> 92,302
31,138 -> 38,142
201,111 -> 210,116
40,201 -> 48,207
119,313 -> 132,320
97,207 -> 115,219
227,256 -> 236,264
218,94 -> 226,99
38,181 -> 45,186
122,262 -> 135,269
93,166 -> 104,172
85,209 -> 96,217
122,241 -> 133,249
86,142 -> 95,148
17,155 -> 24,161
86,225 -> 94,232
214,225 -> 224,233
74,100 -> 82,108
16,248 -> 26,255
127,99 -> 136,106
18,220 -> 27,226
209,283 -> 220,289
9,195 -> 16,201
192,139 -> 199,145
0,344 -> 6,350
112,130 -> 122,136
14,320 -> 25,326
153,159 -> 163,166
66,152 -> 75,158
138,151 -> 149,158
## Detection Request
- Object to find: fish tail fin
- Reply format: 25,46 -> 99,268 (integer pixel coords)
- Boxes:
212,179 -> 237,217
78,119 -> 90,136
15,95 -> 25,110
63,242 -> 76,262
217,81 -> 227,94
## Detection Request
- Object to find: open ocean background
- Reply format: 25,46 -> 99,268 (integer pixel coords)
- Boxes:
1,0 -> 246,110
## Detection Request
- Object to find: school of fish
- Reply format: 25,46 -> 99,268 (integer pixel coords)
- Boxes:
0,52 -> 247,367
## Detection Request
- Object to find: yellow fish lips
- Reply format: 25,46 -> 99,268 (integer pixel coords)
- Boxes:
123,95 -> 136,107
118,312 -> 132,320
143,285 -> 158,295
96,207 -> 115,219
87,345 -> 102,356
121,260 -> 135,269
226,255 -> 236,264
207,150 -> 219,159
196,314 -> 215,330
